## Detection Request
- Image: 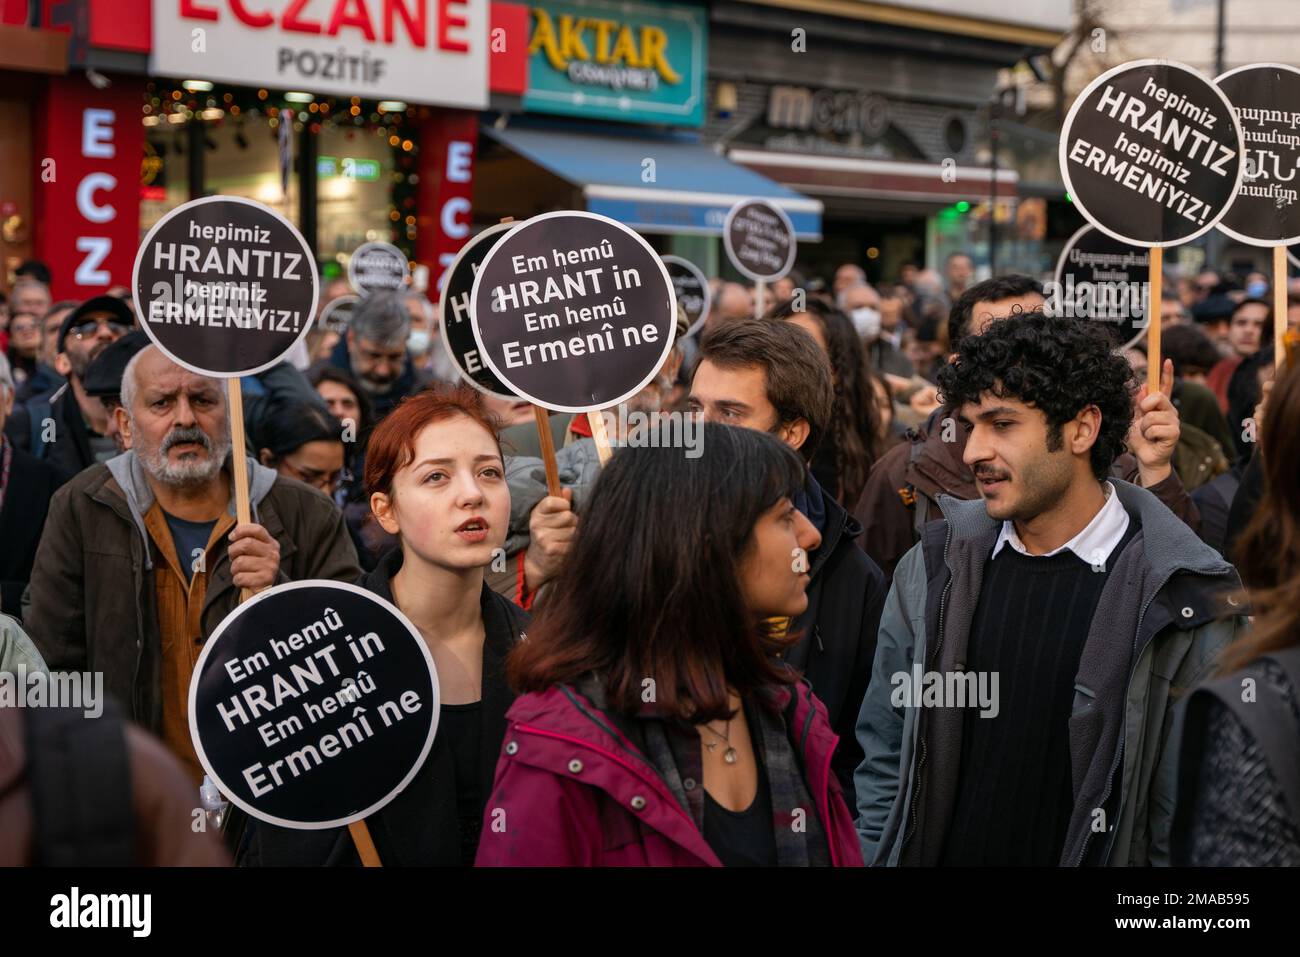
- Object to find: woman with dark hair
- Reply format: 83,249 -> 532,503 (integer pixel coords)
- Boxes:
1172,362 -> 1300,866
309,366 -> 386,567
251,398 -> 346,496
310,365 -> 373,439
476,423 -> 864,867
766,297 -> 883,506
239,386 -> 528,866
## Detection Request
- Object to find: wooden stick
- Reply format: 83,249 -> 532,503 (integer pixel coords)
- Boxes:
226,380 -> 254,604
348,820 -> 382,867
587,410 -> 613,465
1147,247 -> 1163,395
755,279 -> 765,318
1275,244 -> 1287,370
533,405 -> 563,497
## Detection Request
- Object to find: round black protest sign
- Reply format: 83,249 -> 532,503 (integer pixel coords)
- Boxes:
133,196 -> 319,377
1060,59 -> 1244,247
189,581 -> 439,829
469,211 -> 676,413
1215,63 -> 1300,247
723,199 -> 797,281
319,295 -> 358,335
1052,225 -> 1151,350
439,223 -> 519,400
348,241 -> 410,295
662,255 -> 712,338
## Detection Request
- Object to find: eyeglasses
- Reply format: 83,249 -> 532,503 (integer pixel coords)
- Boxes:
72,317 -> 128,340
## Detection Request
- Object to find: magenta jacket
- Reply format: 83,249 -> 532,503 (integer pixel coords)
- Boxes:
475,679 -> 865,867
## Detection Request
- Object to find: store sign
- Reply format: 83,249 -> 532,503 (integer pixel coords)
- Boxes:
151,0 -> 489,109
317,156 -> 382,181
767,86 -> 889,140
32,75 -> 143,300
523,0 -> 706,126
417,111 -> 478,292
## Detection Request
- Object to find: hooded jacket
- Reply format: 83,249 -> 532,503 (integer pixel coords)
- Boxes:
23,451 -> 360,733
854,479 -> 1244,866
853,407 -> 1201,580
475,677 -> 864,866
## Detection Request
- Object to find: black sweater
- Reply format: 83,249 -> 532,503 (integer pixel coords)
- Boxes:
236,551 -> 528,866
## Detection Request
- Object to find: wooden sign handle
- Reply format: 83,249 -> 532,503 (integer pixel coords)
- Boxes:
533,405 -> 563,497
349,819 -> 382,867
226,379 -> 254,604
755,279 -> 766,318
1146,248 -> 1163,395
587,410 -> 613,465
1274,245 -> 1287,370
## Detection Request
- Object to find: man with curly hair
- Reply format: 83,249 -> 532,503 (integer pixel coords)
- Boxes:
851,275 -> 1199,579
854,311 -> 1246,867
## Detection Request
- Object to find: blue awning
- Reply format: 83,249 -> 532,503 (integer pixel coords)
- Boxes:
482,124 -> 822,240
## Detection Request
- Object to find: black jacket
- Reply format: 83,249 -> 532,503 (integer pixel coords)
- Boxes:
787,473 -> 887,813
319,337 -> 429,422
0,442 -> 61,618
237,549 -> 529,866
4,384 -> 96,485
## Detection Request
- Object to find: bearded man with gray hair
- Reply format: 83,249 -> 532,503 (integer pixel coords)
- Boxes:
25,345 -> 360,784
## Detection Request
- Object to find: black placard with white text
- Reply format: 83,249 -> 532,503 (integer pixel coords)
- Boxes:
1215,63 -> 1300,247
319,295 -> 358,335
1052,225 -> 1151,350
662,255 -> 712,338
133,196 -> 319,377
348,241 -> 410,295
1060,59 -> 1244,247
189,581 -> 439,829
439,222 -> 519,400
469,211 -> 676,413
723,199 -> 797,281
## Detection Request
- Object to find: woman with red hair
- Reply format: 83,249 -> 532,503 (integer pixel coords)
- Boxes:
239,385 -> 528,867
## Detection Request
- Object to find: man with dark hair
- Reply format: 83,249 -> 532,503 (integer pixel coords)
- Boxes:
852,274 -> 1196,579
689,318 -> 888,807
1205,298 -> 1270,413
944,252 -> 974,303
855,311 -> 1245,866
4,296 -> 133,481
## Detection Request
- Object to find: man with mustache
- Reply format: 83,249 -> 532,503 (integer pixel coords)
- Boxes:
854,312 -> 1245,866
25,345 -> 361,786
852,275 -> 1197,579
318,290 -> 430,421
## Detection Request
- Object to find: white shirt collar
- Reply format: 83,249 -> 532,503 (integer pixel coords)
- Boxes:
991,481 -> 1130,569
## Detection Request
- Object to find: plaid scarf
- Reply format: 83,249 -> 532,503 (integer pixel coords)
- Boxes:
575,675 -> 831,867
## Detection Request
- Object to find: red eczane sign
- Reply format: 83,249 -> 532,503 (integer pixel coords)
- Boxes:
32,75 -> 144,299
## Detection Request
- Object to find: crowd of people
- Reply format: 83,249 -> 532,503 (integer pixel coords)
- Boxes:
0,245 -> 1297,868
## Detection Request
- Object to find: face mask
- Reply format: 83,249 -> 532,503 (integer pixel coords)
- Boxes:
851,307 -> 882,339
406,330 -> 431,355
1246,281 -> 1268,299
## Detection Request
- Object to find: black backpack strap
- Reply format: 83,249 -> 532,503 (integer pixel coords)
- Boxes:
24,700 -> 136,866
1172,651 -> 1300,859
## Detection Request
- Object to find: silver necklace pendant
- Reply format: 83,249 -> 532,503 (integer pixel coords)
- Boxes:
723,747 -> 738,764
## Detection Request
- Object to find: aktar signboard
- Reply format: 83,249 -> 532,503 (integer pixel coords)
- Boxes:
524,0 -> 706,127
152,0 -> 489,110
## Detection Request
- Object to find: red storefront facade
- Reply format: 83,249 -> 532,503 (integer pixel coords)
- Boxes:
0,0 -> 529,300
